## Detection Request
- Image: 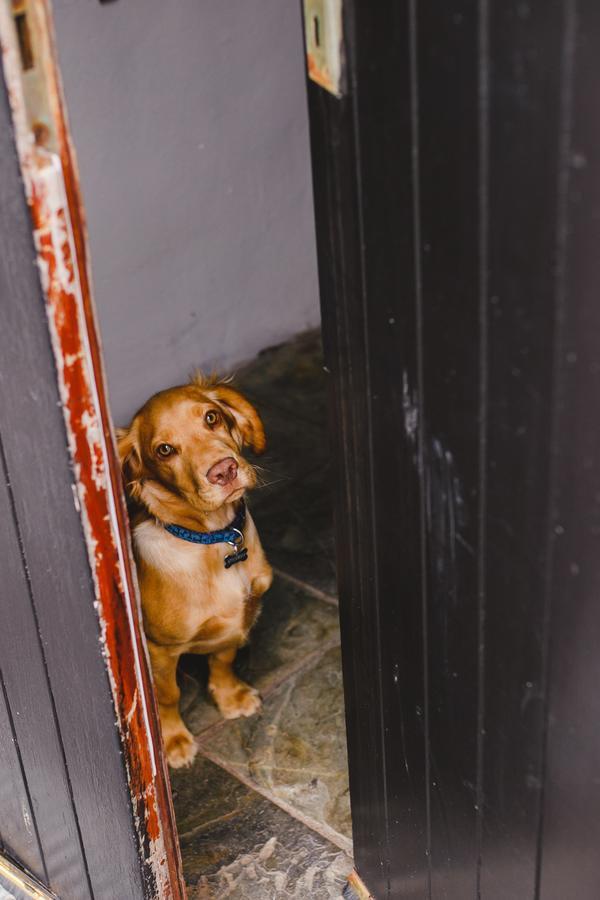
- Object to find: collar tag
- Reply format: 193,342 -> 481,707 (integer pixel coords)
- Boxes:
224,546 -> 248,569
223,526 -> 247,569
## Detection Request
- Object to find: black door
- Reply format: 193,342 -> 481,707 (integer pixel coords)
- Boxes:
306,2 -> 600,898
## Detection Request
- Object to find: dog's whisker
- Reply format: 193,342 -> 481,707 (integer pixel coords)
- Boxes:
254,477 -> 288,490
253,470 -> 291,485
252,463 -> 281,476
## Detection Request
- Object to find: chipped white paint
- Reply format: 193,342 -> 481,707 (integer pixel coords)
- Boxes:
126,688 -> 138,726
70,482 -> 81,513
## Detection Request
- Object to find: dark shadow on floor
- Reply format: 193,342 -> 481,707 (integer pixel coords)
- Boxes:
172,331 -> 353,898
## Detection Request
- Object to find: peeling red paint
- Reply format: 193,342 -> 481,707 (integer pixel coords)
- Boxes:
0,3 -> 185,897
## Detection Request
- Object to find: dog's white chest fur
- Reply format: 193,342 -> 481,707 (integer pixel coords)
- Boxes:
133,519 -> 252,646
134,519 -> 209,576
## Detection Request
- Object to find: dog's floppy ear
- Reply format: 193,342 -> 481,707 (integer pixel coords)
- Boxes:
208,385 -> 266,455
115,423 -> 143,495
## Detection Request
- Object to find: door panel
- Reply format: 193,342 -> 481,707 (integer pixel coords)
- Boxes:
0,461 -> 89,896
538,3 -> 600,897
0,672 -> 46,884
417,6 -> 480,896
479,4 -> 565,896
306,1 -> 600,898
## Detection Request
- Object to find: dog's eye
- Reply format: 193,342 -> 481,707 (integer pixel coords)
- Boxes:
156,443 -> 175,458
205,409 -> 220,427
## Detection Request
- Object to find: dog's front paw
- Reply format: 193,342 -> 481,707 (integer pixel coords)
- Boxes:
210,680 -> 262,720
164,728 -> 198,769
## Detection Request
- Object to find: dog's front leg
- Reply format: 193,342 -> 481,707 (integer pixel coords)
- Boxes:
147,639 -> 197,769
208,646 -> 262,719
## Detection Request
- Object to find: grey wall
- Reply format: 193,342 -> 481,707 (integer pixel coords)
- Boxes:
52,0 -> 320,424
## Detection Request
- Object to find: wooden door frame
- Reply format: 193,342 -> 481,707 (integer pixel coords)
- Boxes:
0,3 -> 184,896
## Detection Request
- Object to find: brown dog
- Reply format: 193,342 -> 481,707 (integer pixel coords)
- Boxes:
117,374 -> 272,768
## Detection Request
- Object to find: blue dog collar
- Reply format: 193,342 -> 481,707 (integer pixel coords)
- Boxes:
164,501 -> 248,569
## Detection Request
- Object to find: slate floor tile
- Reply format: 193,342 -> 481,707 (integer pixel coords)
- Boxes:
196,646 -> 352,842
171,755 -> 351,899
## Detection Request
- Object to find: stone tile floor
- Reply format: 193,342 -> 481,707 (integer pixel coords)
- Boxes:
171,331 -> 354,898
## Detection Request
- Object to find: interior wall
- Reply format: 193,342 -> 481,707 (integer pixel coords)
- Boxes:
51,0 -> 320,424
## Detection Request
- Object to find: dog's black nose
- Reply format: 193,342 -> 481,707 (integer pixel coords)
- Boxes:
206,457 -> 238,486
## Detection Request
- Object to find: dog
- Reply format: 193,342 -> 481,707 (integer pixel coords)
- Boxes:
117,373 -> 272,768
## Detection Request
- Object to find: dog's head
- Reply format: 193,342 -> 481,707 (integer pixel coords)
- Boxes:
116,374 -> 265,521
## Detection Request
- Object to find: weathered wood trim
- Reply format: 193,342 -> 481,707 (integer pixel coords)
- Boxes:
0,3 -> 184,896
